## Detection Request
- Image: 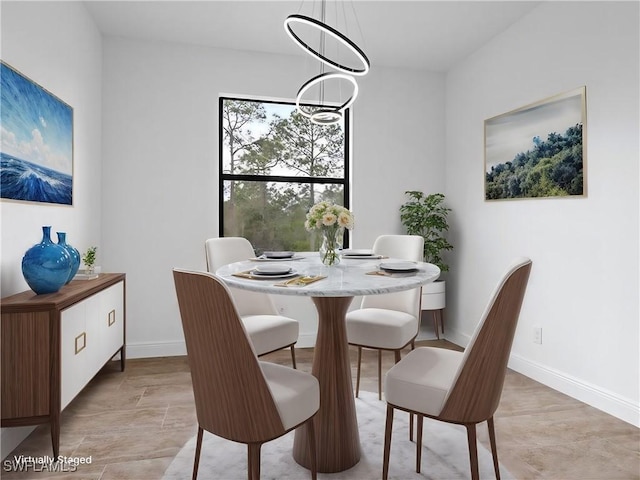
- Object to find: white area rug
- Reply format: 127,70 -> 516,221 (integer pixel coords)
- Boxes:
163,391 -> 512,479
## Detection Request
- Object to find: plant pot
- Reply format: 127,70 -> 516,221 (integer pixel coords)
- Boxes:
421,280 -> 446,339
421,280 -> 445,310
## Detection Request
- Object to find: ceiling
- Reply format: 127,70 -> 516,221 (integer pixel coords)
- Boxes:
84,1 -> 540,72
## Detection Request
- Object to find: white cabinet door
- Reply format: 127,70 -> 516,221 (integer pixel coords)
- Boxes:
98,282 -> 124,363
60,302 -> 89,410
61,280 -> 125,410
84,292 -> 103,376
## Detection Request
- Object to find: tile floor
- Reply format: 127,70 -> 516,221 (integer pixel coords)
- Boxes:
2,338 -> 638,479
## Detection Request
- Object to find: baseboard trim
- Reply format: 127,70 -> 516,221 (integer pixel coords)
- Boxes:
295,332 -> 317,349
126,341 -> 187,359
444,328 -> 639,427
126,334 -> 319,359
508,353 -> 639,427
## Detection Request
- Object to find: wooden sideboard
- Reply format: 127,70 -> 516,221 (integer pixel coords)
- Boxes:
1,273 -> 126,457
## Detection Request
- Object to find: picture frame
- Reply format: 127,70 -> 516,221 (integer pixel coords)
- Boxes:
484,86 -> 586,201
1,61 -> 74,205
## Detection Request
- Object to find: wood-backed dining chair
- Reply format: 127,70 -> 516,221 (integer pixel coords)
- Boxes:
345,234 -> 425,400
382,257 -> 532,480
172,269 -> 319,480
205,237 -> 299,367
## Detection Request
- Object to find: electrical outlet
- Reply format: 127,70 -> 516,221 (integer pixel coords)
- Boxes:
533,326 -> 542,344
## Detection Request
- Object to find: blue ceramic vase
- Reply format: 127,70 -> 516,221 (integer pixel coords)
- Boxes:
56,232 -> 81,284
22,226 -> 72,294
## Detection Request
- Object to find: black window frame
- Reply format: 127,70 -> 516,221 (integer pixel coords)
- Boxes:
218,96 -> 351,249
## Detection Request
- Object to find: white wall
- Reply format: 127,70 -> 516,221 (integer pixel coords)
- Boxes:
352,69 -> 446,248
1,1 -> 103,459
101,37 -> 445,353
445,2 -> 639,426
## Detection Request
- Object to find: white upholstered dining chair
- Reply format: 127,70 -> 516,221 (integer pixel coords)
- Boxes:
345,234 -> 425,400
382,257 -> 532,480
173,269 -> 319,480
205,237 -> 299,367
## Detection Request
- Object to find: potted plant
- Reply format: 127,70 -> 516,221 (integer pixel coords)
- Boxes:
400,191 -> 453,270
82,246 -> 98,274
400,191 -> 453,338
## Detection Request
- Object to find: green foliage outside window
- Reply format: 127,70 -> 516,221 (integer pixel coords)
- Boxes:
220,98 -> 349,253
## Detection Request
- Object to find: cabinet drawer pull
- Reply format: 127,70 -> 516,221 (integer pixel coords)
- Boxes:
108,309 -> 116,327
75,332 -> 86,355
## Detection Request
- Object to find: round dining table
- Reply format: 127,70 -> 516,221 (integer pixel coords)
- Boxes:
216,252 -> 440,473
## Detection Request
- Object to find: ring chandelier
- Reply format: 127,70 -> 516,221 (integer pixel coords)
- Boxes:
284,2 -> 369,125
295,73 -> 359,125
284,14 -> 370,77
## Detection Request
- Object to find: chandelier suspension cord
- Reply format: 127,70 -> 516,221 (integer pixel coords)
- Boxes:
319,0 -> 326,107
348,0 -> 367,53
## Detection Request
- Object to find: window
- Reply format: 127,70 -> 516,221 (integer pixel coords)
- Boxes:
219,97 -> 350,253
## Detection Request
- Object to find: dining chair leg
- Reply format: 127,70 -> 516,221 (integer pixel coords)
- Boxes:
378,350 -> 382,400
487,416 -> 501,480
248,443 -> 262,480
192,426 -> 204,480
306,417 -> 318,480
290,345 -> 297,369
409,413 -> 414,442
416,414 -> 424,473
465,424 -> 480,480
410,337 -> 416,429
355,346 -> 362,398
382,405 -> 394,480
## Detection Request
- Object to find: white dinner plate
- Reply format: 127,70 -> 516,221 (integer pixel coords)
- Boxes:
249,269 -> 298,279
379,261 -> 419,272
263,251 -> 295,259
253,264 -> 292,275
254,254 -> 303,262
341,249 -> 375,257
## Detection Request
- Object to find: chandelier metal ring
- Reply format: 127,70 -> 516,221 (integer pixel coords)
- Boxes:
295,73 -> 359,124
284,14 -> 370,76
310,109 -> 343,125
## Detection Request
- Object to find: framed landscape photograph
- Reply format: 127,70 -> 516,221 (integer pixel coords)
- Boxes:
1,61 -> 73,205
485,86 -> 586,201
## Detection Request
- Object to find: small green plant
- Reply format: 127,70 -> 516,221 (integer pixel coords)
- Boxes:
82,246 -> 97,268
400,191 -> 453,272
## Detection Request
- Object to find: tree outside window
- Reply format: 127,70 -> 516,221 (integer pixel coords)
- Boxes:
219,97 -> 350,253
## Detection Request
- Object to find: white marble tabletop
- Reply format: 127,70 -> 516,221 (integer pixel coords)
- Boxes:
215,252 -> 440,297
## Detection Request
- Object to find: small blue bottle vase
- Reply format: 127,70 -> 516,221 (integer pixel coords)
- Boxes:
56,232 -> 81,284
21,226 -> 72,294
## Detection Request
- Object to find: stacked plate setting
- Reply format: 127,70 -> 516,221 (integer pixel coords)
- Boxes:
250,264 -> 297,278
378,261 -> 419,273
262,251 -> 295,259
341,249 -> 376,258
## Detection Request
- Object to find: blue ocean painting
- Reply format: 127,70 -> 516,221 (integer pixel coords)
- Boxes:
1,62 -> 73,205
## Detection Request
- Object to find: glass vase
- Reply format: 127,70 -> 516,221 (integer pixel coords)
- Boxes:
319,227 -> 344,266
21,226 -> 72,294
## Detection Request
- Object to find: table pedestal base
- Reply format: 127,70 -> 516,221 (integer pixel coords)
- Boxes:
293,296 -> 361,473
